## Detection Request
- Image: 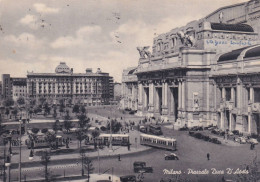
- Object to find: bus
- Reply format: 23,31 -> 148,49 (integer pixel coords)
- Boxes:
140,134 -> 177,151
85,134 -> 130,146
25,135 -> 63,149
148,124 -> 163,135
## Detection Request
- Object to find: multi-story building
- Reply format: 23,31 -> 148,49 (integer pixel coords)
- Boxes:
121,67 -> 138,111
1,74 -> 27,101
27,62 -> 113,106
12,78 -> 27,101
122,0 -> 260,135
0,81 -> 2,100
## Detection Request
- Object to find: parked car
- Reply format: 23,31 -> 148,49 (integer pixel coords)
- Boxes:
235,137 -> 247,144
203,135 -> 211,141
189,131 -> 195,136
194,132 -> 204,139
120,175 -> 136,182
179,126 -> 189,131
247,138 -> 259,145
232,130 -> 240,135
190,126 -> 203,131
133,161 -> 153,173
165,153 -> 179,160
210,138 -> 221,144
211,129 -> 220,135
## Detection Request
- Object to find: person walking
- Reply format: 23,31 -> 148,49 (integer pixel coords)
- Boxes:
207,153 -> 210,160
118,154 -> 121,161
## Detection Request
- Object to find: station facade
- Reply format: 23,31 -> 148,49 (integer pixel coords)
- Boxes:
122,0 -> 260,134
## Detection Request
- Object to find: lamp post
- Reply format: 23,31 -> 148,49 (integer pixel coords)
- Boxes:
29,150 -> 34,161
3,138 -> 7,182
5,155 -> 11,182
18,119 -> 22,182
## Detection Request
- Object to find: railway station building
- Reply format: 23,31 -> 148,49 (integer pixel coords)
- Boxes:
122,0 -> 260,134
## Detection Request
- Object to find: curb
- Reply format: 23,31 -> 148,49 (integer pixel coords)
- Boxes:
9,147 -> 154,169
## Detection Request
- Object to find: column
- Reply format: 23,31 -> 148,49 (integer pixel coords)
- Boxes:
149,81 -> 154,112
250,87 -> 254,102
222,87 -> 225,100
164,82 -> 168,107
229,112 -> 232,131
248,114 -> 252,133
231,87 -> 234,101
182,81 -> 185,110
220,111 -> 224,129
178,81 -> 182,110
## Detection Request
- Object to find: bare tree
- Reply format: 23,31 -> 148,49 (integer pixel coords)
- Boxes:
80,152 -> 94,181
40,150 -> 52,182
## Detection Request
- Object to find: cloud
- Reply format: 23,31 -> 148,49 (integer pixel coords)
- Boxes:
19,14 -> 38,29
50,25 -> 102,49
33,3 -> 59,14
4,33 -> 45,49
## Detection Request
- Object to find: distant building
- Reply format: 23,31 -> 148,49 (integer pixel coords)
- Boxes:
1,74 -> 27,101
27,62 -> 113,106
121,67 -> 138,111
114,82 -> 122,101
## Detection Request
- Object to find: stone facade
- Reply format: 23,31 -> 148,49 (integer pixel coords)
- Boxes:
25,62 -> 113,106
122,0 -> 260,134
121,67 -> 138,111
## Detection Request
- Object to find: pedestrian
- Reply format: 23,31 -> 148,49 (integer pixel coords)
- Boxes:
118,154 -> 121,161
207,153 -> 210,160
250,143 -> 253,150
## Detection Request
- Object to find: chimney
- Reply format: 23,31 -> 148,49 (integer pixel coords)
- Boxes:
86,68 -> 92,73
71,68 -> 73,73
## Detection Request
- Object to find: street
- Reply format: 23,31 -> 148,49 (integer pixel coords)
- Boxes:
4,126 -> 258,182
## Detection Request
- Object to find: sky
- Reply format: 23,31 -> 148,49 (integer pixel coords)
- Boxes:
0,0 -> 248,82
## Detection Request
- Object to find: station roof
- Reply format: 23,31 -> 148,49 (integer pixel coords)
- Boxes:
218,44 -> 260,62
211,23 -> 254,32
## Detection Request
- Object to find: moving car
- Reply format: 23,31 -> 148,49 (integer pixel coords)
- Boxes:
133,161 -> 153,173
247,138 -> 258,145
139,126 -> 147,133
165,153 -> 179,160
120,175 -> 136,182
235,137 -> 247,144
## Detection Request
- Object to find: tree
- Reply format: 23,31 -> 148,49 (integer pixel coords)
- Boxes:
77,113 -> 90,129
76,130 -> 86,150
5,108 -> 10,118
17,97 -> 25,106
64,112 -> 73,133
91,129 -> 100,150
11,108 -> 18,119
40,150 -> 52,182
80,106 -> 86,114
3,98 -> 14,107
52,120 -> 61,134
45,132 -> 57,149
0,123 -> 6,136
31,128 -> 39,134
106,119 -> 122,133
82,153 -> 94,181
39,97 -> 46,107
72,104 -> 80,114
53,106 -> 57,118
41,128 -> 48,134
43,103 -> 51,116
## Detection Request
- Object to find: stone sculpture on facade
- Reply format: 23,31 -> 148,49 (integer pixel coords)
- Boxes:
177,31 -> 195,47
137,46 -> 152,59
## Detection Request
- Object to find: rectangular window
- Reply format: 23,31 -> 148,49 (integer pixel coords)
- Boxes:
254,88 -> 260,102
225,88 -> 231,101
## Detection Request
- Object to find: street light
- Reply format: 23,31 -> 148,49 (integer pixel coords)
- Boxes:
5,155 -> 11,182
